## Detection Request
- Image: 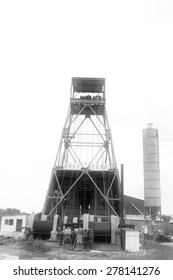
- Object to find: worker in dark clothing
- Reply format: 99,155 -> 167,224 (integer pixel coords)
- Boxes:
83,229 -> 88,250
71,229 -> 76,246
58,228 -> 64,246
88,229 -> 94,249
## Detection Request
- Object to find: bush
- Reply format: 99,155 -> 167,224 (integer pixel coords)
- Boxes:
23,236 -> 48,253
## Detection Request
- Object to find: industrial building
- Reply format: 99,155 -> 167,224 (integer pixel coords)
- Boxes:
124,195 -> 144,230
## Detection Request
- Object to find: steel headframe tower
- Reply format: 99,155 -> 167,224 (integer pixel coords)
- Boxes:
41,77 -> 121,221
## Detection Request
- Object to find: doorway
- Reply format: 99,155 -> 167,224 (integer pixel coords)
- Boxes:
16,219 -> 23,231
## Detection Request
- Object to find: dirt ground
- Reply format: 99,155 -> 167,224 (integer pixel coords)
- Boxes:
0,237 -> 173,260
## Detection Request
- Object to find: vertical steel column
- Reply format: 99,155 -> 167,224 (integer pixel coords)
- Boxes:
120,164 -> 124,221
120,164 -> 125,250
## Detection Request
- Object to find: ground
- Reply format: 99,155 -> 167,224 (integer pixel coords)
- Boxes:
0,235 -> 173,260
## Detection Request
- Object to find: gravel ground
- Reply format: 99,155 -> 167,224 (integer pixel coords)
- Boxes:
0,238 -> 173,260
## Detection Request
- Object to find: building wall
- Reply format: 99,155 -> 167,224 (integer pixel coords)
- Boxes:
160,221 -> 173,235
125,215 -> 144,230
0,215 -> 28,232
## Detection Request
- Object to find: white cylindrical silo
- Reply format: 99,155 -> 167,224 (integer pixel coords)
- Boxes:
143,123 -> 161,219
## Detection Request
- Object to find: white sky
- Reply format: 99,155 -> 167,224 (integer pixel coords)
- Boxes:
0,0 -> 173,215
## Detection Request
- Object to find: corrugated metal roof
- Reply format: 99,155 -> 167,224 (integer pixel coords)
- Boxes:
124,195 -> 144,215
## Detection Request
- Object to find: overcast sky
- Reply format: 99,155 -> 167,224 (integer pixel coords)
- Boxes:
0,0 -> 173,215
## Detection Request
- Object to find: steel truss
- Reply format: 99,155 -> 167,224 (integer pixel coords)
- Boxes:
41,78 -> 121,221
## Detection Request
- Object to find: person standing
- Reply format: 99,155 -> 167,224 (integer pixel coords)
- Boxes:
83,229 -> 88,250
88,229 -> 94,249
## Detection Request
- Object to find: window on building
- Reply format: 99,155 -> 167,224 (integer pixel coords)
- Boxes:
4,219 -> 14,225
9,219 -> 13,225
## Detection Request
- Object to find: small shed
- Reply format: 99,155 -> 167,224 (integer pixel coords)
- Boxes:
0,214 -> 30,233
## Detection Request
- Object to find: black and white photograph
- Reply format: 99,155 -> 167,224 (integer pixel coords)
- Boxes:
0,0 -> 173,278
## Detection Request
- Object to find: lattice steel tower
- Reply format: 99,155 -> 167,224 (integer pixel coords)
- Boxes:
41,78 -> 121,221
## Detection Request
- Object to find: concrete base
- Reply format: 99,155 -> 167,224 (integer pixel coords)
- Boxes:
50,231 -> 57,241
111,215 -> 119,244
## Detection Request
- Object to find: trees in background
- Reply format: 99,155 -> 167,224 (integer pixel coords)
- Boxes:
0,208 -> 27,215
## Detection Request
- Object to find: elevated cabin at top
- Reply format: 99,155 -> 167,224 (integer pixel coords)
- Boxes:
70,78 -> 105,116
